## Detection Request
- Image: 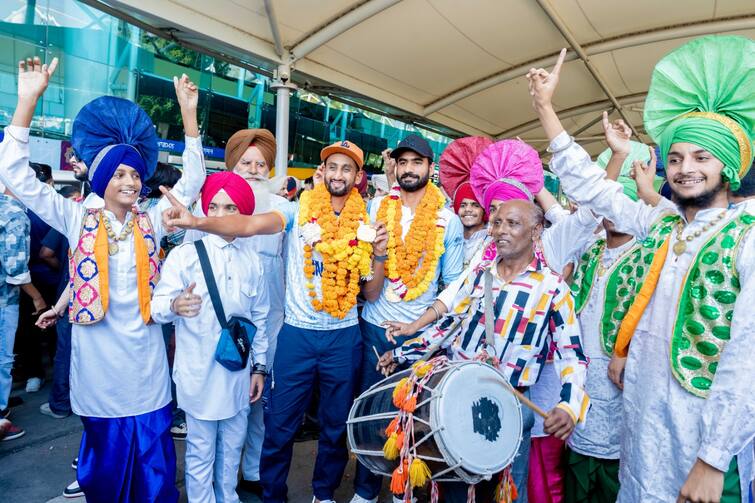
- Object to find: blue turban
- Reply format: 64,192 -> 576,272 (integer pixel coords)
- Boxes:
72,96 -> 158,197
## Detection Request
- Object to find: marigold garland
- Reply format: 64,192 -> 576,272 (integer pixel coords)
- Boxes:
299,183 -> 372,319
376,183 -> 446,301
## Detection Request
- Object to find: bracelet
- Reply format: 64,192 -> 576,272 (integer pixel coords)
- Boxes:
374,254 -> 387,263
546,135 -> 575,154
252,363 -> 267,375
429,304 -> 442,321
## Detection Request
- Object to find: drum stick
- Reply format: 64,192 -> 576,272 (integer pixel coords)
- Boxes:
372,345 -> 381,360
505,385 -> 548,419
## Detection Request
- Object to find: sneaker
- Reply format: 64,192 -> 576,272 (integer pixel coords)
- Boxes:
40,402 -> 71,419
25,377 -> 44,393
239,479 -> 263,496
63,480 -> 83,498
1,408 -> 10,420
312,498 -> 336,503
170,421 -> 187,440
349,495 -> 377,503
71,457 -> 78,470
0,419 -> 26,441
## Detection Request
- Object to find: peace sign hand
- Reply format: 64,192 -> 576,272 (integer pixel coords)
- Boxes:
526,48 -> 567,110
18,56 -> 59,102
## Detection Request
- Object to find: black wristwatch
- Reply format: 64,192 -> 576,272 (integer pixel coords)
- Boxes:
252,363 -> 267,375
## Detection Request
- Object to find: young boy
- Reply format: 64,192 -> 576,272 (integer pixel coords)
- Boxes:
152,171 -> 269,503
0,57 -> 205,502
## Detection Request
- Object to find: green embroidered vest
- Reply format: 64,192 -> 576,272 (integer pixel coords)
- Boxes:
570,215 -> 676,355
668,211 -> 755,397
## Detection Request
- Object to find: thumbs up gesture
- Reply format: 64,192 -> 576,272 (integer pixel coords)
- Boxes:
170,282 -> 202,318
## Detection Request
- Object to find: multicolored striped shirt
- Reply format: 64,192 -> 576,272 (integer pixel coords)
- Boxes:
393,256 -> 590,423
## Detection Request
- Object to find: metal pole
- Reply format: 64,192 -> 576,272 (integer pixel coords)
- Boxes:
270,64 -> 297,177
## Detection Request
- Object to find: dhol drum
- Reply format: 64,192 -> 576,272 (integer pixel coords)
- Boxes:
347,358 -> 523,485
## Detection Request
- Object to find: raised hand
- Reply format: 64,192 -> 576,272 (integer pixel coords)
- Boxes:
526,48 -> 567,110
160,185 -> 198,230
170,282 -> 202,318
602,111 -> 632,157
174,73 -> 198,111
381,149 -> 396,185
18,56 -> 58,103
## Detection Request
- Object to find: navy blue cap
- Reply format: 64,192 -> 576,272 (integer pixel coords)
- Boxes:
390,134 -> 434,161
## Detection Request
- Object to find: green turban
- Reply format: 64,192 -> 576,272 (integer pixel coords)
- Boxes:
595,141 -> 663,201
644,35 -> 754,191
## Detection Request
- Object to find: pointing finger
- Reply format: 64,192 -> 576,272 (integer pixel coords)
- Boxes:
159,185 -> 183,208
552,48 -> 567,75
601,111 -> 610,131
648,146 -> 657,170
47,57 -> 59,76
185,282 -> 196,294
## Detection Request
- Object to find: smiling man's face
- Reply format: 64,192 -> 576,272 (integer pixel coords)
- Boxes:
666,142 -> 726,209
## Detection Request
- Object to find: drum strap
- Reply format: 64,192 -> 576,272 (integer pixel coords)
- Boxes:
484,270 -> 494,347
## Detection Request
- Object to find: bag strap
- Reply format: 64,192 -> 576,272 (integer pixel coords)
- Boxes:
194,240 -> 228,328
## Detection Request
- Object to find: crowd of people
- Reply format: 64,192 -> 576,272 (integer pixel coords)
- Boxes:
0,33 -> 753,503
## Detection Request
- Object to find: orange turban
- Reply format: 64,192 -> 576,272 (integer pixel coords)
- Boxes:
225,129 -> 276,170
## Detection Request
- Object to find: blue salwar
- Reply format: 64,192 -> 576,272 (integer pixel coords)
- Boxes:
78,403 -> 178,503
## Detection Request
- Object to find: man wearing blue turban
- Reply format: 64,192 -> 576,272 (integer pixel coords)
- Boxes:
0,57 -> 206,503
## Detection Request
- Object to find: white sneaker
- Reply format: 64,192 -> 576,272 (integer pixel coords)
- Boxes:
312,497 -> 336,503
350,495 -> 377,503
63,480 -> 83,498
26,377 -> 44,393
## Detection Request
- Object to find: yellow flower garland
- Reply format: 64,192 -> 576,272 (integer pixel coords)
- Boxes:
299,183 -> 372,319
377,183 -> 446,301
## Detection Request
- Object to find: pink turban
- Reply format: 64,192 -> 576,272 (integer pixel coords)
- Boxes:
201,172 -> 255,216
439,136 -> 493,200
470,139 -> 544,214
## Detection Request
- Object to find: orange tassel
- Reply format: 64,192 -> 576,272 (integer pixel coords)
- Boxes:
395,429 -> 405,450
390,461 -> 408,494
385,416 -> 400,436
401,394 -> 417,413
392,378 -> 410,408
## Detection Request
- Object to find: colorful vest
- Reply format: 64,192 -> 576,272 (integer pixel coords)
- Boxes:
68,209 -> 161,325
570,215 -> 676,355
667,211 -> 754,397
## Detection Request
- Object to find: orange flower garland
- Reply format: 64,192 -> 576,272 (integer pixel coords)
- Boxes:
299,183 -> 372,319
376,183 -> 446,301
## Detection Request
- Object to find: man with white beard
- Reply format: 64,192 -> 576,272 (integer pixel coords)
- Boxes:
183,128 -> 286,497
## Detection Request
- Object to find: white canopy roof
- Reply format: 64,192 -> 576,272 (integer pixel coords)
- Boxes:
91,0 -> 755,155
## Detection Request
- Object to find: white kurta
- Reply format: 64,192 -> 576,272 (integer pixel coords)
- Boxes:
0,126 -> 206,418
549,131 -> 755,502
568,238 -> 636,459
151,234 -> 269,421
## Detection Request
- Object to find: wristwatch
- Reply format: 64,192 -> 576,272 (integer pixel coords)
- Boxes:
252,363 -> 267,375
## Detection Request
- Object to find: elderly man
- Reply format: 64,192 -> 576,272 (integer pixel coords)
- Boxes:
379,199 -> 589,502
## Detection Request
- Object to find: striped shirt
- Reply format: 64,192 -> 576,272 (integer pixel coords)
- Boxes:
393,256 -> 590,423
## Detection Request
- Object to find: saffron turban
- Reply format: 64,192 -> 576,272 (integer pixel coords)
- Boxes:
225,129 -> 277,170
201,172 -> 255,216
439,136 -> 493,202
470,139 -> 544,214
644,35 -> 754,191
72,96 -> 157,198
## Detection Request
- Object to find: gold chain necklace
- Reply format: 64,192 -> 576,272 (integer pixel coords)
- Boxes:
101,211 -> 136,255
672,210 -> 727,256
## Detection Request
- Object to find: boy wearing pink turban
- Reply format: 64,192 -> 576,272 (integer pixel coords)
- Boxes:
152,172 -> 270,503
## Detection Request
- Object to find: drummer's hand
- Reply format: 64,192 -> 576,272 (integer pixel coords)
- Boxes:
543,407 -> 575,440
377,351 -> 398,377
381,320 -> 418,344
608,355 -> 626,390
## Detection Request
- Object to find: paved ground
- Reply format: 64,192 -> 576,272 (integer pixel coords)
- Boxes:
0,381 -> 392,503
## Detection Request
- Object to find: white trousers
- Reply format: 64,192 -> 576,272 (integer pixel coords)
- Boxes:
185,407 -> 249,503
241,400 -> 265,481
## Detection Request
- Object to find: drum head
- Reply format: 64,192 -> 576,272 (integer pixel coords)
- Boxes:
433,362 -> 523,476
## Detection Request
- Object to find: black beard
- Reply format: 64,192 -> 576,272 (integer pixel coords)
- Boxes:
671,179 -> 725,210
74,171 -> 88,182
398,172 -> 429,192
326,180 -> 351,197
